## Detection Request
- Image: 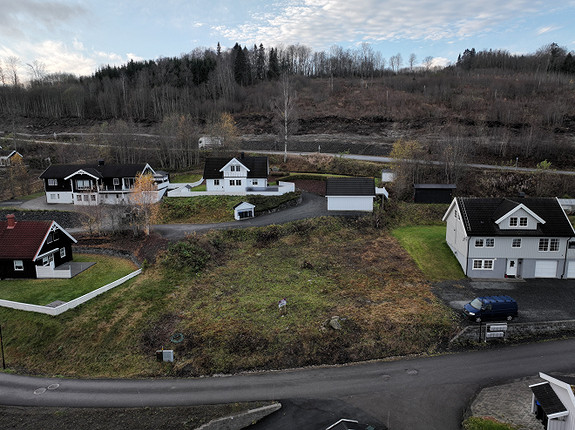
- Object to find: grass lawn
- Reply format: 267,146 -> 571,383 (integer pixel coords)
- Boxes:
391,225 -> 465,282
0,254 -> 137,305
170,173 -> 203,183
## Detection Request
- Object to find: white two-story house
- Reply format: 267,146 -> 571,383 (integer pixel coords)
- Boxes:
203,155 -> 269,193
443,197 -> 575,279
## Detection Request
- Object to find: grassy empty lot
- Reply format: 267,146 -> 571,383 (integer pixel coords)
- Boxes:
0,254 -> 137,305
170,173 -> 203,183
391,225 -> 465,282
0,218 -> 458,378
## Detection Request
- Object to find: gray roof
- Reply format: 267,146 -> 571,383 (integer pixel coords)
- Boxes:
414,184 -> 457,189
456,197 -> 575,237
531,382 -> 568,416
326,177 -> 375,196
39,163 -> 152,179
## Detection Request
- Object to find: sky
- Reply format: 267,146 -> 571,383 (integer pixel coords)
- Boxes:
1,0 -> 575,79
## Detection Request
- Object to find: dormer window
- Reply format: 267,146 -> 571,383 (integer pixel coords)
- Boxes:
475,239 -> 484,247
230,165 -> 240,172
509,217 -> 528,227
113,178 -> 120,186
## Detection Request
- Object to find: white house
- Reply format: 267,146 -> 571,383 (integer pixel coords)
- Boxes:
203,155 -> 269,193
443,197 -> 575,279
325,177 -> 376,212
530,372 -> 575,430
233,202 -> 255,220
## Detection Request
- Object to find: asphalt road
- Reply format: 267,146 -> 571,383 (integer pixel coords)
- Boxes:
2,339 -> 575,429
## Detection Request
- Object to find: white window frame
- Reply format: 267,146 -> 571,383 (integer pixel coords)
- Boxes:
512,238 -> 522,248
14,260 -> 24,271
519,217 -> 528,227
213,179 -> 220,186
252,179 -> 258,186
113,178 -> 120,186
230,165 -> 240,172
509,217 -> 518,227
472,259 -> 494,270
485,238 -> 494,247
475,238 -> 484,247
76,179 -> 91,190
60,247 -> 66,258
539,238 -> 549,252
48,178 -> 58,186
550,238 -> 560,252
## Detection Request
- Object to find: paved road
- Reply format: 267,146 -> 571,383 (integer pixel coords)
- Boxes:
2,339 -> 575,429
151,191 -> 356,240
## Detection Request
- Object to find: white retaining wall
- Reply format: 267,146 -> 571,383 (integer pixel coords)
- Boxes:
0,269 -> 141,315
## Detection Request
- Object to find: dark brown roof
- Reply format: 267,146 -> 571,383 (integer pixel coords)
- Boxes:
39,163 -> 151,179
457,197 -> 575,237
0,220 -> 52,259
326,177 -> 375,196
203,156 -> 268,179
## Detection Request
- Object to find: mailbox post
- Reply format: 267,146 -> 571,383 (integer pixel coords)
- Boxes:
484,323 -> 508,342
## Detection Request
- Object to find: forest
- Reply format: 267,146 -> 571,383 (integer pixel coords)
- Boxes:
0,41 -> 574,173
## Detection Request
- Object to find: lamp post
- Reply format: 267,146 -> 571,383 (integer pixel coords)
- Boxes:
0,323 -> 5,369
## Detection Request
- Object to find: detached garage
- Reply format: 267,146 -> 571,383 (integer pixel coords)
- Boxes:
566,261 -> 575,279
534,260 -> 558,278
326,177 -> 375,212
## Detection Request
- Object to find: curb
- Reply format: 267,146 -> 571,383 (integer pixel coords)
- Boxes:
195,403 -> 282,430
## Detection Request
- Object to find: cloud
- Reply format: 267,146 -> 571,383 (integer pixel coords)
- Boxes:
215,0 -> 568,49
536,26 -> 561,35
0,0 -> 86,40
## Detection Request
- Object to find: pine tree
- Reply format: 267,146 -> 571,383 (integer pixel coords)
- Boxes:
268,48 -> 280,80
256,43 -> 266,81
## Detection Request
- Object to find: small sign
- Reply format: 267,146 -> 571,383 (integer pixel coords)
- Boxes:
486,332 -> 504,338
488,323 -> 508,332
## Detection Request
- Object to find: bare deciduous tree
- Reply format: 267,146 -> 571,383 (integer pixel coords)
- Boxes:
272,74 -> 298,162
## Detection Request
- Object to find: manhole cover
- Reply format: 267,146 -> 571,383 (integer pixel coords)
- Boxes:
47,384 -> 60,390
406,369 -> 419,375
34,387 -> 47,395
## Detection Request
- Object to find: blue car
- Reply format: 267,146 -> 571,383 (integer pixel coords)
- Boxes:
463,295 -> 518,323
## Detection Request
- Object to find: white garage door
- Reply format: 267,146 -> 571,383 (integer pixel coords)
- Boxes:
567,261 -> 575,279
535,260 -> 558,278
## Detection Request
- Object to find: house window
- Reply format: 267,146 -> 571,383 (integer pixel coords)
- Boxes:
47,232 -> 54,243
90,195 -> 96,201
113,178 -> 120,186
14,260 -> 24,271
569,241 -> 575,249
485,238 -> 494,247
539,238 -> 549,252
60,248 -> 66,258
76,179 -> 91,189
48,178 -> 58,186
230,179 -> 242,186
252,180 -> 258,186
512,238 -> 522,248
519,217 -> 528,227
76,195 -> 82,201
214,179 -> 220,186
454,209 -> 459,219
472,259 -> 494,270
230,165 -> 240,172
50,194 -> 56,199
475,239 -> 484,247
550,238 -> 560,252
83,195 -> 89,201
509,217 -> 518,227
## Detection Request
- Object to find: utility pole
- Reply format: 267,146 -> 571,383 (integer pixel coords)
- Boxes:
0,323 -> 5,369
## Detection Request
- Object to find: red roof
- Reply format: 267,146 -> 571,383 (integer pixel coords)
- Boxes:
0,220 -> 52,259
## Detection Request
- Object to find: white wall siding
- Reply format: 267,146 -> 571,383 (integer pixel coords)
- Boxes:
46,192 -> 74,204
326,196 -> 374,211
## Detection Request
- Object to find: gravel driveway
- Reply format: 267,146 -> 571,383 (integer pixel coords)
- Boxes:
433,278 -> 575,323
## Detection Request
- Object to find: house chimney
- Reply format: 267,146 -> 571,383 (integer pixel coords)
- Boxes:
98,159 -> 105,166
240,152 -> 245,159
6,214 -> 16,229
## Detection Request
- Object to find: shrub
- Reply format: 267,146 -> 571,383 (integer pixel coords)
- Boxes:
462,416 -> 518,430
162,239 -> 211,275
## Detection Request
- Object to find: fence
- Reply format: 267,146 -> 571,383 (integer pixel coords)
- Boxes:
36,266 -> 72,279
0,269 -> 141,316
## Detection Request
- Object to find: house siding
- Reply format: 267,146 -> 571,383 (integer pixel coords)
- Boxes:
326,196 -> 374,211
0,258 -> 37,279
444,202 -> 469,273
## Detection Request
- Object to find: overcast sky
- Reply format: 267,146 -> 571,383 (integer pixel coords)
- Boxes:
1,0 -> 575,79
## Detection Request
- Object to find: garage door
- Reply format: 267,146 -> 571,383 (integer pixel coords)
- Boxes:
567,261 -> 575,279
535,260 -> 558,278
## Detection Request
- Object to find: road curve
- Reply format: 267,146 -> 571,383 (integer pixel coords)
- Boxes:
2,338 -> 575,429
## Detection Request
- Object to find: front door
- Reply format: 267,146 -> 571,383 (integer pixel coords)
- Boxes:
43,253 -> 55,269
506,259 -> 518,277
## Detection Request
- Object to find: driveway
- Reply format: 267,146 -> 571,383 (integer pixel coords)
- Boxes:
433,278 -> 575,323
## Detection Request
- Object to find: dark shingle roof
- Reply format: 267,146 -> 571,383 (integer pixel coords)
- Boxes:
414,184 -> 456,189
457,197 -> 575,237
531,382 -> 568,416
326,178 -> 375,196
0,219 -> 52,259
203,156 -> 268,179
39,163 -> 150,179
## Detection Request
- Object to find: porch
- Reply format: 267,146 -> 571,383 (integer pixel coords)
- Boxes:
36,261 -> 96,279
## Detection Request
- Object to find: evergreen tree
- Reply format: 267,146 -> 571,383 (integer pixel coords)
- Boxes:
268,48 -> 280,80
256,43 -> 266,81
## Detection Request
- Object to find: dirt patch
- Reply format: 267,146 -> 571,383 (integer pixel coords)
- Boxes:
76,232 -> 169,264
0,403 -> 270,430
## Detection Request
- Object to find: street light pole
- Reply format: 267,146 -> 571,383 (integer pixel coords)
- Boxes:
0,323 -> 5,369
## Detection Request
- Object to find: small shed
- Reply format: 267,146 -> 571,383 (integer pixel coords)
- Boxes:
414,184 -> 456,204
326,177 -> 375,212
234,202 -> 255,220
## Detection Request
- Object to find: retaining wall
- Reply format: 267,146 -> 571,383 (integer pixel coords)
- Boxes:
451,319 -> 575,345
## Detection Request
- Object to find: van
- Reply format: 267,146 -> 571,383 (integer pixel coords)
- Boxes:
463,295 -> 518,322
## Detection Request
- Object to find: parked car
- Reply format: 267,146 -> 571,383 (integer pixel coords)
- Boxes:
463,295 -> 518,322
